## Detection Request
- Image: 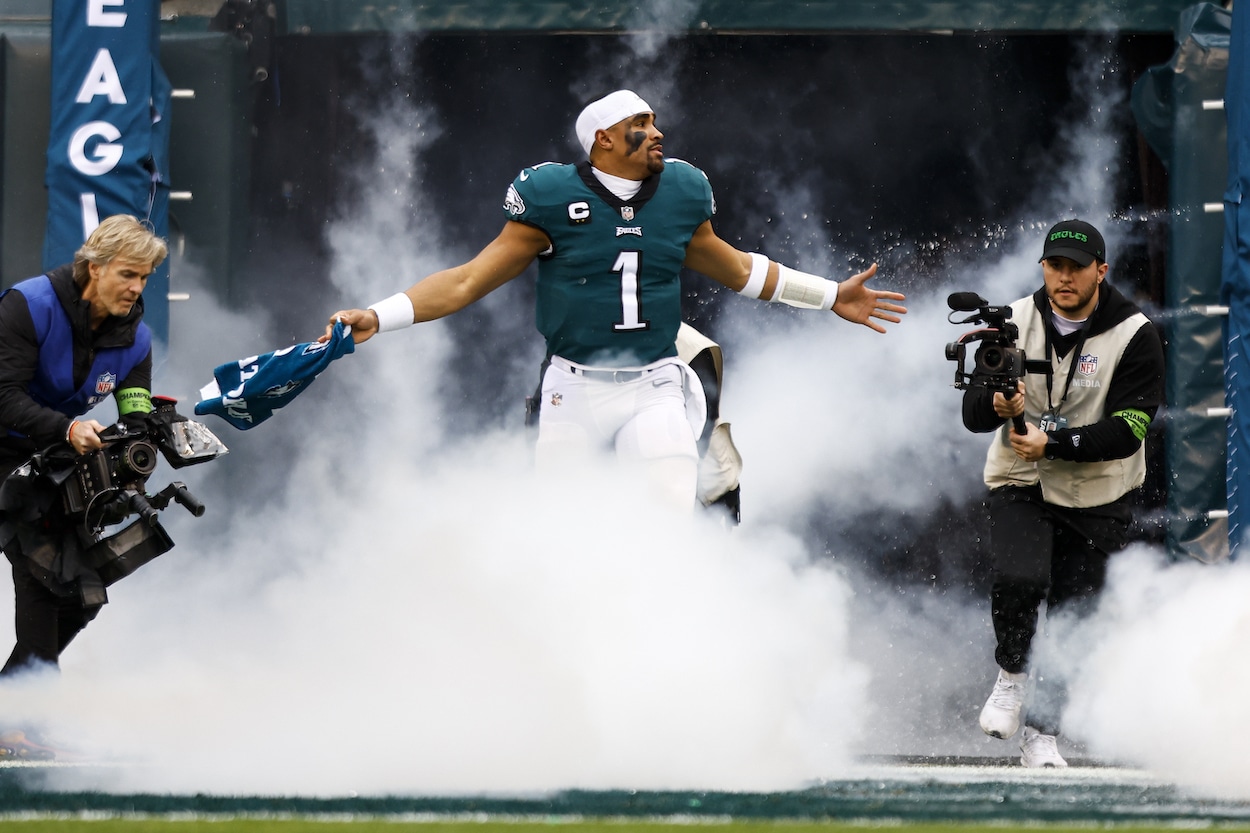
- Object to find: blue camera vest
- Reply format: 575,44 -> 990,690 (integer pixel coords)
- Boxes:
6,274 -> 150,419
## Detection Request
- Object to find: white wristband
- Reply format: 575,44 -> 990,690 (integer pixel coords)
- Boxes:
738,253 -> 769,300
368,292 -> 414,333
771,264 -> 839,310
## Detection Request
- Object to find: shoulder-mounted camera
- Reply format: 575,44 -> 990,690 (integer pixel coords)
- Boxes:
62,395 -> 228,595
63,395 -> 228,532
0,396 -> 228,607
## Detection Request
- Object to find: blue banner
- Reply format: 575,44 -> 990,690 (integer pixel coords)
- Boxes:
43,0 -> 171,343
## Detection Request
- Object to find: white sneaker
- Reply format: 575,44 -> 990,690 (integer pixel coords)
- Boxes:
979,668 -> 1028,739
1019,726 -> 1068,768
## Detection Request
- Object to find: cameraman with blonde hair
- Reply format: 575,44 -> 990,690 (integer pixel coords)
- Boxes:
0,214 -> 166,693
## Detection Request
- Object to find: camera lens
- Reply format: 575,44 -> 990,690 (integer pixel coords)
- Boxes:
980,347 -> 1005,372
122,441 -> 158,476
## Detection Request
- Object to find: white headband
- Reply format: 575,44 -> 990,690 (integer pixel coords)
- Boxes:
574,90 -> 653,155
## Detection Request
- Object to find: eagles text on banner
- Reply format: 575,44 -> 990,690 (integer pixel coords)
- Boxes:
43,0 -> 172,342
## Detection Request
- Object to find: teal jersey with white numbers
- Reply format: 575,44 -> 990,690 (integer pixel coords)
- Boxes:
503,159 -> 715,367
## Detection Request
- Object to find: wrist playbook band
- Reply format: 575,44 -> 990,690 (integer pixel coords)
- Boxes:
368,292 -> 415,333
771,264 -> 839,310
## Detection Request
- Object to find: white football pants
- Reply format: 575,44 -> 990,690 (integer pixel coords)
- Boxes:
535,356 -> 701,511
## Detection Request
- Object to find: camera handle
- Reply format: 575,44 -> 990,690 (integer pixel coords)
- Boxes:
1003,389 -> 1028,435
122,490 -> 161,526
150,481 -> 206,517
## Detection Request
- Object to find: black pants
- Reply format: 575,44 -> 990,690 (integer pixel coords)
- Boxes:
2,555 -> 101,676
0,447 -> 101,677
986,484 -> 1130,735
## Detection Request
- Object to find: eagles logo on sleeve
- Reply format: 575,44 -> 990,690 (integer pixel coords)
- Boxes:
504,183 -> 526,218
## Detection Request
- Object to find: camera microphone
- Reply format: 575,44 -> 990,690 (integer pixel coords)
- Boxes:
947,292 -> 987,312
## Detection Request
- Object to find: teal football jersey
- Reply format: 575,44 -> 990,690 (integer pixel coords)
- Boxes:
503,159 -> 715,366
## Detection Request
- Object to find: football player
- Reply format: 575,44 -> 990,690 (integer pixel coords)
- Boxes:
327,90 -> 906,510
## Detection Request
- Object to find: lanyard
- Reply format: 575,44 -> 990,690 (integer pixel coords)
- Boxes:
1043,319 -> 1090,416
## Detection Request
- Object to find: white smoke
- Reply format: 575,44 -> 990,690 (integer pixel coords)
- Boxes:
1064,550 -> 1250,798
625,0 -> 702,62
0,30 -> 1224,802
1,441 -> 867,795
0,42 -> 869,796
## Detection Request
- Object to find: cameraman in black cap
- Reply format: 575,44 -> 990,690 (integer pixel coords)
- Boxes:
961,219 -> 1164,767
0,215 -> 166,689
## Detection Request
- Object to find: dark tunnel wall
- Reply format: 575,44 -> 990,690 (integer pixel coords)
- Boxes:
273,0 -> 1198,35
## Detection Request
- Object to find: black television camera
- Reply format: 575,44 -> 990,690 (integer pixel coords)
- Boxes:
0,396 -> 228,606
944,292 -> 1047,435
58,396 -> 226,593
63,395 -> 226,532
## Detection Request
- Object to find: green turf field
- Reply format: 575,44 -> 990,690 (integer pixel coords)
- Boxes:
3,762 -> 1249,830
0,822 -> 1244,833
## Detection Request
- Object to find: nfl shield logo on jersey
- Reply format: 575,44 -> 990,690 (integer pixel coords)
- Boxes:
94,371 -> 117,396
1077,353 -> 1098,375
620,206 -> 634,221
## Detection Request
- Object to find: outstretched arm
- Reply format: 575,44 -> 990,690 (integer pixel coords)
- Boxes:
682,221 -> 906,332
325,220 -> 551,344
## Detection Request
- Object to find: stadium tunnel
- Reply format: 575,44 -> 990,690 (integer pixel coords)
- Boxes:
0,0 -> 1233,577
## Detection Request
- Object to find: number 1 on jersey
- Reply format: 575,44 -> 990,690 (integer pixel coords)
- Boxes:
612,250 -> 650,331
